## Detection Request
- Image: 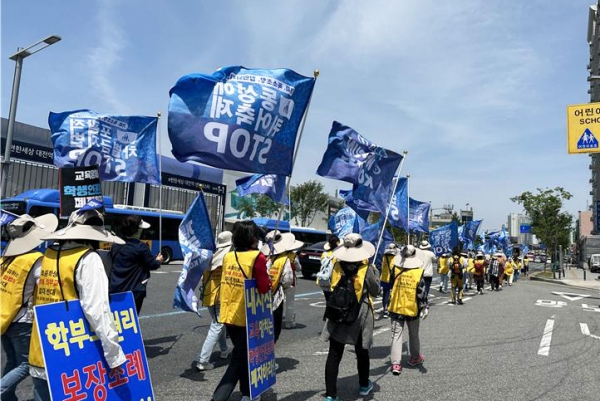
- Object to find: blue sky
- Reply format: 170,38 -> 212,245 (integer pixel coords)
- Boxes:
1,0 -> 593,231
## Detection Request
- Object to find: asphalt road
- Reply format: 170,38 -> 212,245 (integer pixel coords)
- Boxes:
5,262 -> 600,401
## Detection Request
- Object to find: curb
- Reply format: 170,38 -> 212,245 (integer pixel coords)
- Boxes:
529,273 -> 600,290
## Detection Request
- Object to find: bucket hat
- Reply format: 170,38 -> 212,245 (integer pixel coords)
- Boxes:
43,209 -> 124,244
260,230 -> 297,256
419,240 -> 431,250
332,233 -> 375,263
2,214 -> 59,257
392,244 -> 424,269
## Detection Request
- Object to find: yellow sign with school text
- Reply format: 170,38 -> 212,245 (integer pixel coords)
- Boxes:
567,103 -> 600,154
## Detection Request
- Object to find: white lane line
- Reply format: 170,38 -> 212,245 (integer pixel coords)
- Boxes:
538,319 -> 555,356
373,327 -> 391,336
580,323 -> 600,339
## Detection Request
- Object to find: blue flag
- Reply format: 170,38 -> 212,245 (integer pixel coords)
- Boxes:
408,198 -> 430,233
317,122 -> 402,213
328,207 -> 365,239
174,194 -> 216,315
462,219 -> 482,250
168,66 -> 315,176
387,178 -> 408,230
429,221 -> 459,256
236,173 -> 288,204
0,210 -> 19,226
339,188 -> 374,220
77,198 -> 104,214
360,217 -> 394,266
49,110 -> 160,184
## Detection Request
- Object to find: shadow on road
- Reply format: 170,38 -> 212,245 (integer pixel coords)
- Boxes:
144,334 -> 182,358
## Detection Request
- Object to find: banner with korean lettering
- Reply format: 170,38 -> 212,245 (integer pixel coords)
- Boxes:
328,206 -> 365,239
408,198 -> 430,233
0,210 -> 19,226
168,66 -> 315,176
387,177 -> 408,230
49,110 -> 160,184
429,221 -> 459,257
59,165 -> 103,218
174,193 -> 216,314
236,173 -> 288,204
35,292 -> 154,401
244,279 -> 276,400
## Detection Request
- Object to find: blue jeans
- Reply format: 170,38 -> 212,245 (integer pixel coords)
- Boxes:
198,305 -> 227,364
439,274 -> 449,292
514,270 -> 520,282
32,377 -> 51,401
1,322 -> 32,401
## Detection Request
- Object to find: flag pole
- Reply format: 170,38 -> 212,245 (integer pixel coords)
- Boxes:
406,174 -> 410,245
274,69 -> 320,234
157,112 -> 163,255
374,150 -> 408,258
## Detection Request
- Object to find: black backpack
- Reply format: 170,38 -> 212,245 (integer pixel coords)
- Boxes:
324,267 -> 364,324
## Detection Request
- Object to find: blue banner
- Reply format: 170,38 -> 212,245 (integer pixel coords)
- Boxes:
408,198 -> 430,233
317,122 -> 402,213
360,217 -> 394,266
0,210 -> 18,226
236,173 -> 288,204
244,279 -> 276,400
429,221 -> 459,256
339,188 -> 375,220
387,178 -> 408,230
462,219 -> 482,251
49,110 -> 160,184
174,194 -> 216,314
35,292 -> 154,401
328,207 -> 365,238
168,66 -> 315,176
519,224 -> 532,234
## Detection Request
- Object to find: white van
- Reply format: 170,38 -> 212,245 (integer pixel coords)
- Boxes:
589,254 -> 600,273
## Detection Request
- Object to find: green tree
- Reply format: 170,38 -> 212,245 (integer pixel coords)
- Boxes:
290,180 -> 329,227
255,194 -> 281,217
236,196 -> 256,218
510,187 -> 573,260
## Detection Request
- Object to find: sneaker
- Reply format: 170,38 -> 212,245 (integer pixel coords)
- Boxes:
358,380 -> 373,396
382,311 -> 390,319
220,347 -> 233,359
408,354 -> 425,366
392,363 -> 402,375
457,299 -> 464,305
195,361 -> 214,371
324,397 -> 340,401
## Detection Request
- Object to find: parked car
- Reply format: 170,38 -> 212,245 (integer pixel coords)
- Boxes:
534,256 -> 541,263
296,241 -> 327,279
590,254 -> 600,273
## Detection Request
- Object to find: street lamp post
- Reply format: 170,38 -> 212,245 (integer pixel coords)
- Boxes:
1,35 -> 61,197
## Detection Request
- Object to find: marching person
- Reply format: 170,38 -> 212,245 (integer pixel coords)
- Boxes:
195,231 -> 233,371
316,235 -> 340,303
109,215 -> 163,314
488,253 -> 502,291
388,245 -> 428,376
211,220 -> 271,401
514,257 -> 523,283
29,207 -> 126,401
438,252 -> 450,293
322,233 -> 380,401
504,255 -> 516,286
448,250 -> 466,305
523,255 -> 530,277
380,243 -> 398,318
282,237 -> 303,330
416,240 -> 436,305
473,252 -> 487,294
260,230 -> 300,344
0,214 -> 58,401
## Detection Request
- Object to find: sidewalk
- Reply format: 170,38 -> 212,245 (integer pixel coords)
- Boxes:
530,265 -> 600,291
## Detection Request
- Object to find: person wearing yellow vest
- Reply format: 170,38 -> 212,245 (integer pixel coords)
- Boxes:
29,207 -> 126,401
316,235 -> 340,303
0,213 -> 57,401
523,255 -> 530,276
472,252 -> 487,294
380,243 -> 398,319
195,231 -> 233,372
282,238 -> 303,330
260,230 -> 301,345
212,221 -> 271,401
514,256 -> 523,282
388,245 -> 428,376
321,233 -> 380,401
464,252 -> 475,291
438,252 -> 450,293
448,250 -> 467,305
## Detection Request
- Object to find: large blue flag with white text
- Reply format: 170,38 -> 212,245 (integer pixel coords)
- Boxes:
409,198 -> 430,233
462,219 -> 482,250
236,173 -> 288,204
0,210 -> 19,226
317,122 -> 402,213
328,207 -> 365,239
49,110 -> 160,184
429,221 -> 459,257
387,178 -> 408,230
168,66 -> 315,176
174,193 -> 216,315
339,188 -> 375,220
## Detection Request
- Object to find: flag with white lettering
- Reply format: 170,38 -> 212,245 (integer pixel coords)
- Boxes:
236,174 -> 288,204
429,221 -> 459,257
387,178 -> 409,230
174,194 -> 216,315
462,219 -> 482,250
59,165 -> 103,218
168,66 -> 315,175
339,188 -> 374,220
328,207 -> 365,238
49,110 -> 160,184
0,210 -> 18,226
317,122 -> 402,213
408,198 -> 430,233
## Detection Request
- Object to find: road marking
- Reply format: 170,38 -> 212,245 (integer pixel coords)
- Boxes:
552,292 -> 591,302
373,327 -> 391,336
580,323 -> 600,339
535,300 -> 567,308
538,319 -> 554,356
581,303 -> 600,312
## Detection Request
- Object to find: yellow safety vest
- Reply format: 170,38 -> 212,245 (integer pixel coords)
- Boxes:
330,261 -> 372,307
467,258 -> 475,273
438,257 -> 449,274
201,266 -> 222,307
380,254 -> 394,284
388,267 -> 423,317
269,254 -> 287,293
219,250 -> 259,327
29,246 -> 92,369
505,260 -> 514,275
0,252 -> 42,335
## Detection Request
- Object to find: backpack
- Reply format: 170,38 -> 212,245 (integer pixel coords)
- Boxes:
473,260 -> 485,276
451,257 -> 462,275
324,268 -> 363,324
316,253 -> 334,288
